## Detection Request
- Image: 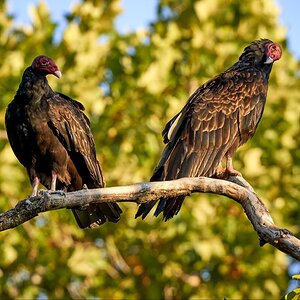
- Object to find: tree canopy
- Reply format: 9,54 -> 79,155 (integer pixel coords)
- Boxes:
0,0 -> 299,298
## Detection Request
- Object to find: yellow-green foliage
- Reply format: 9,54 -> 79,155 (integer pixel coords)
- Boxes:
285,275 -> 300,300
0,0 -> 299,298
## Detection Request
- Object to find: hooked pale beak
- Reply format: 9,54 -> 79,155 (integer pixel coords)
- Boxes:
54,70 -> 62,78
264,56 -> 274,64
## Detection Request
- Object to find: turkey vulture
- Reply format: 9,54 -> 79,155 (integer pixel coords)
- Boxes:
5,55 -> 122,228
136,39 -> 282,221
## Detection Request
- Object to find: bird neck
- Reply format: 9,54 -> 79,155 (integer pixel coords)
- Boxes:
261,64 -> 273,81
234,59 -> 273,81
17,67 -> 54,105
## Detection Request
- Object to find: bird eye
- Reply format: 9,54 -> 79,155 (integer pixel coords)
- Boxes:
41,61 -> 49,66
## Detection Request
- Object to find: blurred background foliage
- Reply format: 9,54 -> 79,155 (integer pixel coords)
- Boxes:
0,0 -> 299,298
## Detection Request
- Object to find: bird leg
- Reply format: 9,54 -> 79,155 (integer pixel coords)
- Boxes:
225,156 -> 241,177
31,177 -> 40,196
214,156 -> 242,179
51,171 -> 57,191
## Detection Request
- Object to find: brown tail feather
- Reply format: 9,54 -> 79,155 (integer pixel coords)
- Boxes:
135,158 -> 185,220
135,165 -> 164,219
72,203 -> 122,229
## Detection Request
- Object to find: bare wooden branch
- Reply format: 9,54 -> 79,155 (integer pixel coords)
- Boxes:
0,176 -> 299,260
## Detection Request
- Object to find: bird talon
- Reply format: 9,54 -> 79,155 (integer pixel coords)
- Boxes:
226,168 -> 241,177
213,168 -> 241,179
214,170 -> 227,179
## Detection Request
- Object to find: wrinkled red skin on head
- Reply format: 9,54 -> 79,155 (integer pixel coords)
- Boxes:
31,56 -> 60,77
266,43 -> 282,61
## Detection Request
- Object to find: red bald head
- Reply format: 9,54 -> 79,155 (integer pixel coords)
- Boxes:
31,56 -> 62,78
264,42 -> 282,64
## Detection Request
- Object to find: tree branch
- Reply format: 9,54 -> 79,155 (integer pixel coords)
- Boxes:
0,176 -> 299,260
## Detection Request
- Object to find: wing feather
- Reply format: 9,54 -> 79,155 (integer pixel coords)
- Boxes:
47,93 -> 122,227
136,67 -> 268,220
47,93 -> 103,187
5,99 -> 32,168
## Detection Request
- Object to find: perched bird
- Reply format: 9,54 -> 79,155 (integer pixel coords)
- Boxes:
136,39 -> 282,221
5,55 -> 122,228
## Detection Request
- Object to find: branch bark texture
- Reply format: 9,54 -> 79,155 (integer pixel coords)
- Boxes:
0,176 -> 299,260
